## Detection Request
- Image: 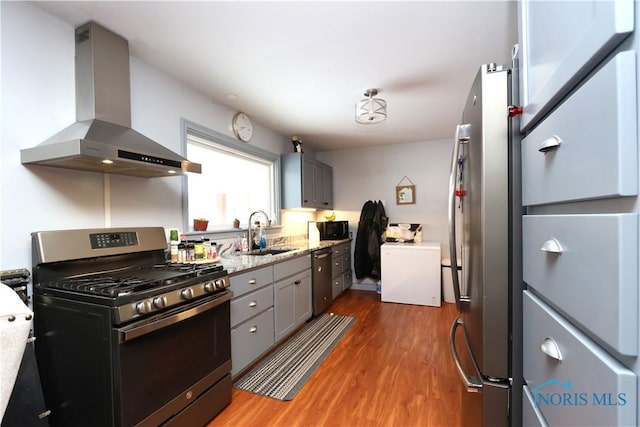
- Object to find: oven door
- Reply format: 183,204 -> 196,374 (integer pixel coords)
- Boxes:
115,291 -> 231,426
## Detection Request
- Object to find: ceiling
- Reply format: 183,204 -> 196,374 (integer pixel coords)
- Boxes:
32,1 -> 518,152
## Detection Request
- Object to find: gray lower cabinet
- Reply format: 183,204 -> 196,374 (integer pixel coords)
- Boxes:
229,265 -> 274,377
331,241 -> 352,298
519,2 -> 640,424
522,385 -> 548,427
274,255 -> 312,343
231,308 -> 275,377
523,291 -> 636,426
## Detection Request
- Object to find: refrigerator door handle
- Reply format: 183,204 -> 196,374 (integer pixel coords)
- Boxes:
449,317 -> 483,392
448,124 -> 471,313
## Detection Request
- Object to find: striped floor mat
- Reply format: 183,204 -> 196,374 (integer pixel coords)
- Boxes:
233,313 -> 355,401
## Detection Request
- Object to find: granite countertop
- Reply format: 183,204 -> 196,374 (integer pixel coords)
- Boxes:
221,239 -> 351,275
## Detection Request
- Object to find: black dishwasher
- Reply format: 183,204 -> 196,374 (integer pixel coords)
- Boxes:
312,248 -> 332,315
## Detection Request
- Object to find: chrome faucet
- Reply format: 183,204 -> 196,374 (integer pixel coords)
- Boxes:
247,210 -> 270,250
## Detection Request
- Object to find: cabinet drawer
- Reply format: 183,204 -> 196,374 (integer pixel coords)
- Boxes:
343,253 -> 351,272
523,214 -> 637,355
522,51 -> 637,206
523,385 -> 548,427
519,0 -> 634,130
523,291 -> 636,427
229,266 -> 273,299
231,307 -> 274,377
332,275 -> 343,299
230,285 -> 273,328
332,255 -> 343,278
343,269 -> 352,290
332,245 -> 343,257
273,254 -> 310,282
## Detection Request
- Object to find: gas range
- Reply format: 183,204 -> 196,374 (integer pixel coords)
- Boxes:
31,227 -> 233,426
32,227 -> 229,324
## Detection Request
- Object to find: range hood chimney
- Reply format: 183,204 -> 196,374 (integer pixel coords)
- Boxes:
20,22 -> 201,178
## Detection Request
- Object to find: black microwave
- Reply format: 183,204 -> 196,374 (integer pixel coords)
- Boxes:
317,221 -> 349,240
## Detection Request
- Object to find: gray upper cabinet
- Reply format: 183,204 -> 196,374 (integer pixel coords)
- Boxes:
518,0 -> 633,131
321,163 -> 333,209
282,153 -> 334,209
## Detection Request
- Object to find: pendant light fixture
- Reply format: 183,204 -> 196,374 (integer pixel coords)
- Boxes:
355,88 -> 387,124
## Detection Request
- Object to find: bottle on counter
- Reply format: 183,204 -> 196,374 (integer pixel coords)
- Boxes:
259,224 -> 267,250
203,238 -> 211,259
178,241 -> 187,263
210,242 -> 218,260
186,241 -> 195,261
194,240 -> 204,260
170,242 -> 179,262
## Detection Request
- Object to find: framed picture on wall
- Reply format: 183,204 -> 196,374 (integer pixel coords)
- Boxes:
396,184 -> 416,205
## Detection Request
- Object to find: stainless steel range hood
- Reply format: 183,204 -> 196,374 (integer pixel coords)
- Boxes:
20,22 -> 201,178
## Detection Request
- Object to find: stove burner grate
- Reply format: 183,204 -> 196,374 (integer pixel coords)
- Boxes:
47,275 -> 162,297
42,262 -> 224,298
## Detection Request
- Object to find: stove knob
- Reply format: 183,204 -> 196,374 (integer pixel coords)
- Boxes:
136,301 -> 151,315
153,296 -> 168,309
215,278 -> 227,290
181,288 -> 194,300
204,281 -> 215,293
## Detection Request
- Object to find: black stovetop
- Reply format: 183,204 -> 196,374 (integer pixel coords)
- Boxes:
39,262 -> 224,298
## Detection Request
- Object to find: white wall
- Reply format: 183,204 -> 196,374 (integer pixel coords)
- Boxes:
0,2 -> 288,271
0,2 -> 456,278
317,139 -> 453,256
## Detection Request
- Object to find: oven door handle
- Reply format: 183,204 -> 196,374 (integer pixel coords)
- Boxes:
117,291 -> 231,343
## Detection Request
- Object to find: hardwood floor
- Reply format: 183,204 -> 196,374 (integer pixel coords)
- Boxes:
209,290 -> 464,427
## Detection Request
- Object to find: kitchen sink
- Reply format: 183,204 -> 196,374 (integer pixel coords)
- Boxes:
243,248 -> 298,256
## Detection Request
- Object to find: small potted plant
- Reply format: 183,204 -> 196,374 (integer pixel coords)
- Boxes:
233,218 -> 240,228
193,218 -> 209,231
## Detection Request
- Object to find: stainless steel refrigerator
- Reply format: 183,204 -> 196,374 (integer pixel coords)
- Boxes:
448,62 -> 522,426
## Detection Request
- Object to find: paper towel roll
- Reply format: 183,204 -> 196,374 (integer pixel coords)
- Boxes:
308,221 -> 320,247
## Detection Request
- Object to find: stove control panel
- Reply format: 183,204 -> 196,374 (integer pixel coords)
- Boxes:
90,232 -> 138,249
116,275 -> 230,323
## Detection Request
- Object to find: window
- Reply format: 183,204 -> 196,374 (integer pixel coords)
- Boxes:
182,120 -> 280,231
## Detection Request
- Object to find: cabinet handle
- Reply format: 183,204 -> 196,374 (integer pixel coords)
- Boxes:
540,238 -> 563,254
540,337 -> 563,361
248,278 -> 257,285
249,326 -> 258,333
294,280 -> 302,285
249,301 -> 257,307
538,135 -> 562,153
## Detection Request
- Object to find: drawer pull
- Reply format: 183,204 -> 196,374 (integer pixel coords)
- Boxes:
538,135 -> 562,153
249,326 -> 258,333
540,238 -> 563,254
248,278 -> 257,285
294,280 -> 302,285
249,301 -> 257,307
540,337 -> 563,361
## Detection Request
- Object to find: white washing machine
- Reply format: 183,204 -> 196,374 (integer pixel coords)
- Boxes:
380,241 -> 441,307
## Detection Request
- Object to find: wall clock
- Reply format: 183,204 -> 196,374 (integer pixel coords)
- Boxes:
232,112 -> 253,142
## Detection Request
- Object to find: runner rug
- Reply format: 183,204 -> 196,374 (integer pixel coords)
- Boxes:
233,313 -> 355,401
